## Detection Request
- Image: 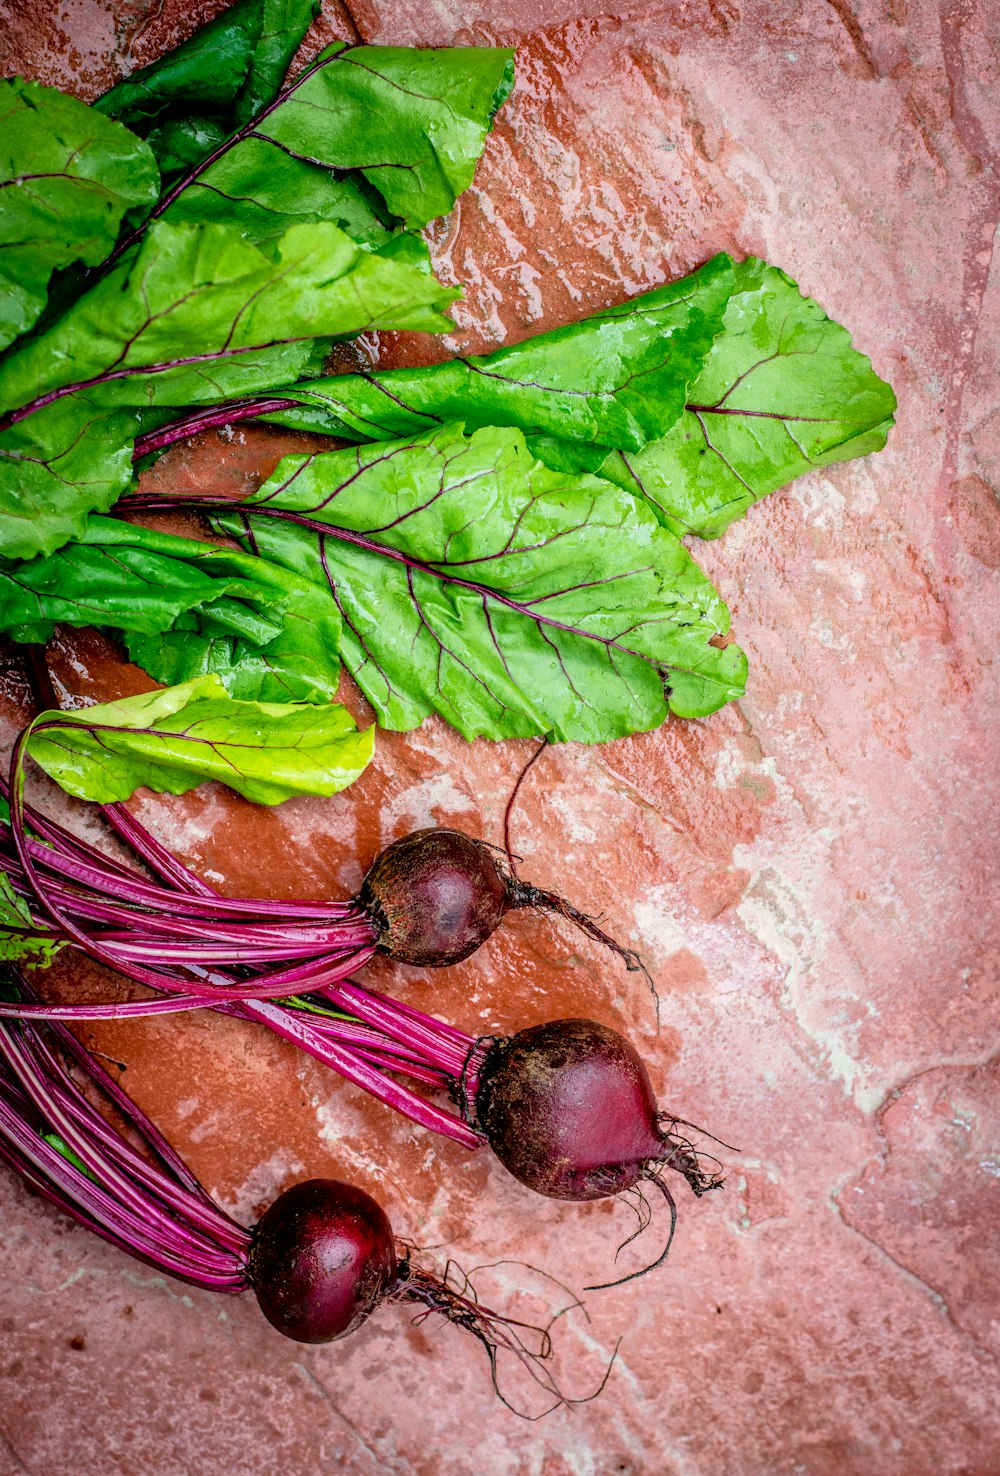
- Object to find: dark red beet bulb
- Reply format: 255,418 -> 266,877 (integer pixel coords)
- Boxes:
360,827 -> 511,966
248,1179 -> 396,1343
476,1019 -> 720,1202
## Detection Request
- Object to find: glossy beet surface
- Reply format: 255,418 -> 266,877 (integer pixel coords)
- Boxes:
359,827 -> 511,966
476,1019 -> 665,1201
248,1179 -> 397,1343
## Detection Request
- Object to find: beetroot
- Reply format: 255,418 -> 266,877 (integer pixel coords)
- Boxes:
470,1018 -> 723,1285
475,1019 -> 717,1200
359,826 -> 650,980
360,828 -> 511,966
249,1179 -> 397,1342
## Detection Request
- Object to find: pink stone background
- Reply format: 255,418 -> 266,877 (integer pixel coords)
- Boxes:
0,1 -> 998,1472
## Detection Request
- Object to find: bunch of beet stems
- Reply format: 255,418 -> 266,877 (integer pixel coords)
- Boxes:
0,959 -> 609,1411
0,759 -> 489,1150
0,964 -> 250,1291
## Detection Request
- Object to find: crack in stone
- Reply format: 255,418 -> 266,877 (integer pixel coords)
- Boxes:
832,1050 -> 1000,1366
830,1191 -> 997,1366
0,1428 -> 34,1476
293,1359 -> 389,1471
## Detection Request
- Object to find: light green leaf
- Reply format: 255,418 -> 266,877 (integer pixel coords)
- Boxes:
26,675 -> 374,805
601,258 -> 898,537
265,253 -> 733,452
0,78 -> 159,349
264,254 -> 896,541
0,873 -> 64,968
162,134 -> 393,250
214,423 -> 747,741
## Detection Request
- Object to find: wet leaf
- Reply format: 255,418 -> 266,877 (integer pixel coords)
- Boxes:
0,79 -> 159,350
213,423 -> 746,741
27,675 -> 373,805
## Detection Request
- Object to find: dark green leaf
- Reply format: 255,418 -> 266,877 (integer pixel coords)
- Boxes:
587,259 -> 898,537
0,514 -> 342,702
0,396 -> 140,562
264,253 -> 733,450
27,674 -> 374,804
144,117 -> 232,179
213,423 -> 746,741
233,0 -> 322,125
0,513 -> 342,701
0,79 -> 159,350
96,0 -> 321,178
94,0 -> 269,129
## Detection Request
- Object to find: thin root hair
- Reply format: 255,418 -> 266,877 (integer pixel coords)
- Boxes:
395,1254 -> 617,1419
585,1168 -> 678,1291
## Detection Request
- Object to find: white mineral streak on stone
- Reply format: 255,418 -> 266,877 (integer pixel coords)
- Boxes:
216,1149 -> 306,1224
378,772 -> 477,843
792,473 -> 848,531
809,614 -> 857,658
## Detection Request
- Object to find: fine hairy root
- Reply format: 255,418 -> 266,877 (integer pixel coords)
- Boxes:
395,1251 -> 618,1419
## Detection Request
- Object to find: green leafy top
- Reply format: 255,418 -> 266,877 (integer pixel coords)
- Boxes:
0,78 -> 160,350
210,422 -> 747,741
267,253 -> 733,450
239,42 -> 515,230
25,675 -> 374,805
604,258 -> 898,537
0,872 -> 64,968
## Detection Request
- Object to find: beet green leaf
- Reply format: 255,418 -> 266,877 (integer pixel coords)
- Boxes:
0,79 -> 160,351
261,254 -> 895,540
0,219 -> 457,560
598,258 -> 898,537
97,0 -> 321,180
0,515 -> 342,704
0,873 -> 64,968
0,219 -> 457,421
25,675 -> 373,805
0,396 -> 141,562
208,423 -> 747,740
94,0 -> 320,141
117,39 -> 515,249
234,42 -> 516,231
264,253 -> 733,451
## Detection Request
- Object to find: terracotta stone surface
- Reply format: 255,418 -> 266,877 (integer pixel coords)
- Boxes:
0,1 -> 998,1472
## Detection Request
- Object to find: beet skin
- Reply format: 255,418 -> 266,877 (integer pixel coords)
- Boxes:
360,827 -> 510,967
475,1018 -> 666,1201
248,1179 -> 397,1343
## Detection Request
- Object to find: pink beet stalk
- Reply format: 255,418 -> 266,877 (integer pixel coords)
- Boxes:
0,967 -> 578,1402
